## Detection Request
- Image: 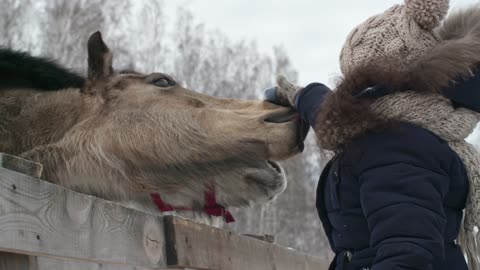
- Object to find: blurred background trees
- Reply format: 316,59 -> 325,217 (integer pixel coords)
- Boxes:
0,0 -> 332,260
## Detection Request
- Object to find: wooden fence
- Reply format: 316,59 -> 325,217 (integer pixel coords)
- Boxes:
0,153 -> 329,270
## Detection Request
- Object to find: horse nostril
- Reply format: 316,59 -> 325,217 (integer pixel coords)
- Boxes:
267,160 -> 282,174
188,98 -> 205,108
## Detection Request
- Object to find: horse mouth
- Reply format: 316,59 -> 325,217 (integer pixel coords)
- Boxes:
264,109 -> 297,124
296,118 -> 309,152
264,110 -> 309,152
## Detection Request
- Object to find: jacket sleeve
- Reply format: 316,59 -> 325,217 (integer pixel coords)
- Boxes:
357,130 -> 450,270
295,83 -> 331,127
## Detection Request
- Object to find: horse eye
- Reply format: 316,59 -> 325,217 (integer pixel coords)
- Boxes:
147,75 -> 176,87
147,74 -> 176,88
152,78 -> 170,88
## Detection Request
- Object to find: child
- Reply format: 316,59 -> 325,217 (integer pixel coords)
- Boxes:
268,1 -> 480,269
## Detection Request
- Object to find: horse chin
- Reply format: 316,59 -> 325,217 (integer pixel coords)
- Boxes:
216,160 -> 287,207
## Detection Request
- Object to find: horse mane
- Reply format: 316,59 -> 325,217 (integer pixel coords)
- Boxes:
0,48 -> 86,91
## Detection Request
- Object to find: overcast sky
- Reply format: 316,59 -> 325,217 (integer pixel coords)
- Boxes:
175,0 -> 477,87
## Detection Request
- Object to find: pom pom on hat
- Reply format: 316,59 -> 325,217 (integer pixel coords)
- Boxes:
405,0 -> 450,30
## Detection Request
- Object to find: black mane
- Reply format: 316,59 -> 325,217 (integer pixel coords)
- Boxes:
0,48 -> 85,91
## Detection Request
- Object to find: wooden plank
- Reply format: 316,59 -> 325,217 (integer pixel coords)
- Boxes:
0,153 -> 42,178
0,154 -> 328,269
0,254 -> 182,270
242,234 -> 275,243
34,256 -> 159,270
0,252 -> 34,270
164,216 -> 330,270
0,166 -> 167,268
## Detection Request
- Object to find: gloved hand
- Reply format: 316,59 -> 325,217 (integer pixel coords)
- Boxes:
265,75 -> 332,130
264,75 -> 303,108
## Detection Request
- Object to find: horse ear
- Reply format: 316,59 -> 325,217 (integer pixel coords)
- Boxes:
87,31 -> 113,81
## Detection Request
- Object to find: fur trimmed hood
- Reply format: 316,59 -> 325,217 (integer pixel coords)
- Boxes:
315,4 -> 480,151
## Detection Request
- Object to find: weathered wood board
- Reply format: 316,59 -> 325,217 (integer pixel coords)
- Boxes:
34,255 -> 159,270
0,153 -> 42,178
0,166 -> 167,268
0,252 -> 189,270
164,216 -> 330,270
0,154 -> 329,270
0,252 -> 32,270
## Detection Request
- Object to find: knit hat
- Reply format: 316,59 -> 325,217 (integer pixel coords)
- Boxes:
339,0 -> 450,75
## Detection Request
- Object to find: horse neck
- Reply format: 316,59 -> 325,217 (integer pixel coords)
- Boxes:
3,88 -> 84,155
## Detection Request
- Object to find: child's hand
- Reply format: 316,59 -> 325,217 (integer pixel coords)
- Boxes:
276,75 -> 302,107
264,75 -> 303,108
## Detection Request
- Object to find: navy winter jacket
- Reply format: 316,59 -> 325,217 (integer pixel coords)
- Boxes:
297,84 -> 469,270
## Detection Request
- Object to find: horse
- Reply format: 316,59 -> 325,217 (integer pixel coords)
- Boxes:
0,31 -> 305,220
